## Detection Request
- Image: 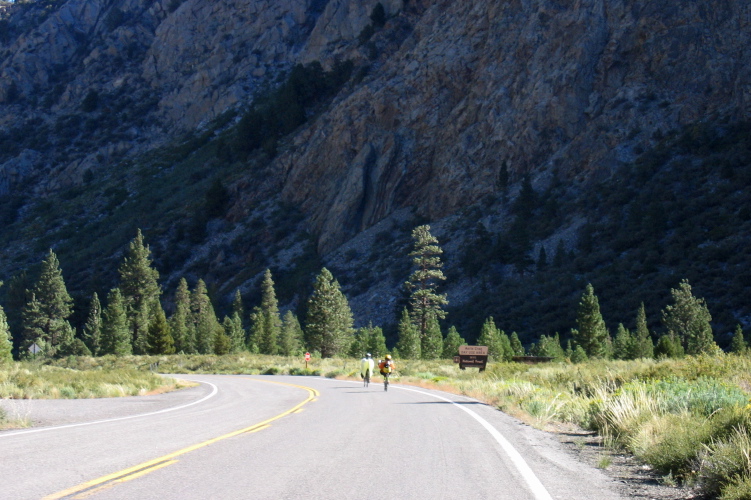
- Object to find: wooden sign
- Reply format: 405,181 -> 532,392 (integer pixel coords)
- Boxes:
454,345 -> 488,371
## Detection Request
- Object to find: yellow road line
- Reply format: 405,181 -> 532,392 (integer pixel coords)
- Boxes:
44,379 -> 319,500
71,460 -> 179,499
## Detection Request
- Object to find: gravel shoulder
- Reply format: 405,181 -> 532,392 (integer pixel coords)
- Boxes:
554,426 -> 700,500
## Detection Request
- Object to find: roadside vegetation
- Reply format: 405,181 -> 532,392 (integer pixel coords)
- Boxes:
10,350 -> 748,499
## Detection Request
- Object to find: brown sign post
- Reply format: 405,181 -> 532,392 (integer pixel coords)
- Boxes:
455,345 -> 489,371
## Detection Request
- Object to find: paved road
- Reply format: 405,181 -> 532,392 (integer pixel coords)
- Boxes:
0,375 -> 625,499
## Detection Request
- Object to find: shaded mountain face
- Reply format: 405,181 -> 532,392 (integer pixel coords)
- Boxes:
0,0 -> 750,342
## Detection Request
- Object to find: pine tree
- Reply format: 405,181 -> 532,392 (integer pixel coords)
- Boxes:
169,278 -> 195,354
22,250 -> 75,357
421,312 -> 443,360
223,313 -> 246,354
405,225 -> 448,348
510,332 -> 525,356
305,268 -> 354,358
573,283 -> 609,358
395,307 -> 420,359
630,303 -> 654,359
367,324 -> 388,358
214,326 -> 231,355
191,279 -> 220,354
570,344 -> 588,363
533,333 -> 565,360
613,323 -> 633,360
350,325 -> 371,358
147,304 -> 174,354
661,279 -> 716,355
498,330 -> 513,362
730,324 -> 747,354
477,317 -> 503,361
442,326 -> 466,358
231,289 -> 244,319
256,269 -> 281,355
0,305 -> 13,363
277,311 -> 304,356
119,230 -> 162,355
100,288 -> 132,356
655,332 -> 684,359
82,293 -> 103,356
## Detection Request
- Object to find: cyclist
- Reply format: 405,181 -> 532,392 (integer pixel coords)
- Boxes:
378,354 -> 395,391
360,353 -> 374,386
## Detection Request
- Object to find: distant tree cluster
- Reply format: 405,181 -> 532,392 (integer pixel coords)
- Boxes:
0,222 -> 736,364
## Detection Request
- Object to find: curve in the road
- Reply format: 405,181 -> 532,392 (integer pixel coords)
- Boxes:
41,379 -> 318,500
0,382 -> 220,439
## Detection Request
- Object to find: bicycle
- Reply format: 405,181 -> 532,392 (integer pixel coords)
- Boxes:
363,370 -> 371,387
383,372 -> 389,391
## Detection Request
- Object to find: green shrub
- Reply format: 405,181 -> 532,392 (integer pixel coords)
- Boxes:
697,426 -> 751,497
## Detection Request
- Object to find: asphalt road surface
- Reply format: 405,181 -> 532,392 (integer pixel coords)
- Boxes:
0,375 -> 626,499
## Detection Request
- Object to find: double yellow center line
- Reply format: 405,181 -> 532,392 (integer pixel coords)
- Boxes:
44,379 -> 319,500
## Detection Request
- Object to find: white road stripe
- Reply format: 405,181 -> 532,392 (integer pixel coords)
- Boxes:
0,380 -> 218,438
323,378 -> 554,500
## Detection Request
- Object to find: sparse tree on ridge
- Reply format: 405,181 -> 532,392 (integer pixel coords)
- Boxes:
82,293 -> 103,356
119,230 -> 161,355
661,279 -> 717,355
100,288 -> 131,356
573,283 -> 609,358
395,307 -> 420,359
405,225 -> 448,349
305,268 -> 354,358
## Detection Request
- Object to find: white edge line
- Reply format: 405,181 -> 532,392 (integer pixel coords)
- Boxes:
321,378 -> 554,500
0,380 -> 218,438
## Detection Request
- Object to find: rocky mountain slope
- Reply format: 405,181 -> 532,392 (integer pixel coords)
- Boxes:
1,0 -> 750,344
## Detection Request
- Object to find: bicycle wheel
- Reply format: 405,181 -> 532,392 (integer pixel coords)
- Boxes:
384,374 -> 389,391
364,372 -> 370,387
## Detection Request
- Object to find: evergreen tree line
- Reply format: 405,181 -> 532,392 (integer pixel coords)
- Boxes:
2,226 -> 747,365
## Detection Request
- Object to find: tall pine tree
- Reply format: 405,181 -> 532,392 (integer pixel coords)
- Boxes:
118,230 -> 161,354
305,268 -> 354,358
730,324 -> 747,354
573,283 -> 609,358
100,288 -> 132,356
661,279 -> 716,355
82,293 -> 103,356
22,250 -> 75,357
191,279 -> 220,354
147,305 -> 174,354
442,326 -> 466,358
251,269 -> 281,355
0,304 -> 12,363
421,312 -> 443,360
405,225 -> 448,349
630,303 -> 654,359
169,278 -> 194,354
395,307 -> 420,359
278,310 -> 304,356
